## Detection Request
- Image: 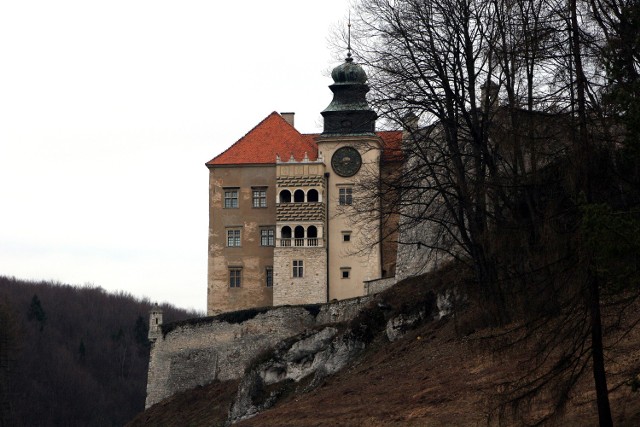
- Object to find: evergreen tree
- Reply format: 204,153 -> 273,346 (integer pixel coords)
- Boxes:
134,315 -> 149,348
27,294 -> 46,331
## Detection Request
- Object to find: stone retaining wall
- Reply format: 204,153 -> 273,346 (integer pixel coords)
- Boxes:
364,277 -> 397,295
145,296 -> 371,408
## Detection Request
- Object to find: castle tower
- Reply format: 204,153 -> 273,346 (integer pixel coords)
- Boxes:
148,303 -> 163,342
317,52 -> 384,300
321,51 -> 377,135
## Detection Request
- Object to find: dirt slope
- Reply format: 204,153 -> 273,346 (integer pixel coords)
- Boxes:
234,316 -> 640,427
128,271 -> 640,426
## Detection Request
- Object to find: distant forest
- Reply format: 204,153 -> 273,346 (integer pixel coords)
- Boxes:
0,276 -> 200,427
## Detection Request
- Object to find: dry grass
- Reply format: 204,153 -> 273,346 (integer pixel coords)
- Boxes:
128,268 -> 640,426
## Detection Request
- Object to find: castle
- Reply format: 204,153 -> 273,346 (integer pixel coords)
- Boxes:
145,53 -> 412,409
205,52 -> 403,315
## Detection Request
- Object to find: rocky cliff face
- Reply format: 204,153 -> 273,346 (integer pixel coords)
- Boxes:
229,326 -> 366,423
145,298 -> 372,408
226,285 -> 453,424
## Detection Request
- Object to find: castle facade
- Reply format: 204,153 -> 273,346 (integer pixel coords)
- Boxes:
205,54 -> 401,315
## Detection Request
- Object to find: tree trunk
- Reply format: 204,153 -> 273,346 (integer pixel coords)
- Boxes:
588,269 -> 613,426
569,0 -> 613,422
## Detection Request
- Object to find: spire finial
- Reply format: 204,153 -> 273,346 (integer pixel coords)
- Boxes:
346,11 -> 353,62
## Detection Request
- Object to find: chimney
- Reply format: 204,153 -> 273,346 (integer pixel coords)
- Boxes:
281,112 -> 295,127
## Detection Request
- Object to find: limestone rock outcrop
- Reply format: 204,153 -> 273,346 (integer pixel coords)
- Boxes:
228,326 -> 366,424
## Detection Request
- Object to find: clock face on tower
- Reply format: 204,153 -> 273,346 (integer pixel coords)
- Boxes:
331,146 -> 362,177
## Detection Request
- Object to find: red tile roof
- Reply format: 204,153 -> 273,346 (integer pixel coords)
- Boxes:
377,130 -> 403,163
206,112 -> 318,166
206,112 -> 403,166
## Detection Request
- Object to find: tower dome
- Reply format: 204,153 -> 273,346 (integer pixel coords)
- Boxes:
331,56 -> 367,85
321,54 -> 377,135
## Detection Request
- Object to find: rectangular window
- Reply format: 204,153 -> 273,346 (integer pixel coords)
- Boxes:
260,228 -> 275,246
341,267 -> 351,279
342,232 -> 351,242
252,188 -> 267,208
229,268 -> 242,288
293,260 -> 304,278
224,189 -> 239,208
338,187 -> 353,206
227,229 -> 241,247
265,267 -> 273,288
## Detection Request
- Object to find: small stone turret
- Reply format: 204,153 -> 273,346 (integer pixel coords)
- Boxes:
148,303 -> 163,342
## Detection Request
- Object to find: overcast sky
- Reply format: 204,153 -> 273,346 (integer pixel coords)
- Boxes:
0,0 -> 350,312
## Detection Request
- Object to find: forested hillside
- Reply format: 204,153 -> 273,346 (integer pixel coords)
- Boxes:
0,276 -> 200,426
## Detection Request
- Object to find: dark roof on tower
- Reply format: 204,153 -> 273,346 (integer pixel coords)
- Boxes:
321,56 -> 377,135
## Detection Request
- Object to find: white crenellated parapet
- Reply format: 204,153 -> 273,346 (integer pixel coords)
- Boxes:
275,152 -> 325,165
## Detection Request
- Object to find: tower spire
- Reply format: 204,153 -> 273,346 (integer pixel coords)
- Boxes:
347,11 -> 352,62
321,12 -> 376,135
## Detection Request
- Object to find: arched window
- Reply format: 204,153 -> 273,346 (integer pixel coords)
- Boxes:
280,226 -> 292,247
294,189 -> 305,203
294,225 -> 305,246
307,226 -> 318,246
307,189 -> 319,202
279,190 -> 291,203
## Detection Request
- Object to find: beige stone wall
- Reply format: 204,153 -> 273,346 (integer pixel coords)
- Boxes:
145,297 -> 370,408
273,247 -> 327,305
207,165 -> 276,315
316,136 -> 383,301
364,277 -> 397,295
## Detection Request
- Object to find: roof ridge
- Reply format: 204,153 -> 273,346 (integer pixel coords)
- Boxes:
207,111 -> 281,165
272,114 -> 310,160
207,112 -> 320,166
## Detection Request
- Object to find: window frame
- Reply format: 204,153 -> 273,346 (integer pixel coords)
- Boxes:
226,228 -> 241,247
293,260 -> 304,278
338,187 -> 353,206
252,187 -> 267,208
341,267 -> 351,279
223,188 -> 239,209
342,231 -> 351,242
229,268 -> 242,288
265,267 -> 273,288
260,227 -> 275,246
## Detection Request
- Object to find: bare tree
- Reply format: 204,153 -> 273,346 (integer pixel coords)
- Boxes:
349,0 -> 517,322
346,0 -> 639,424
